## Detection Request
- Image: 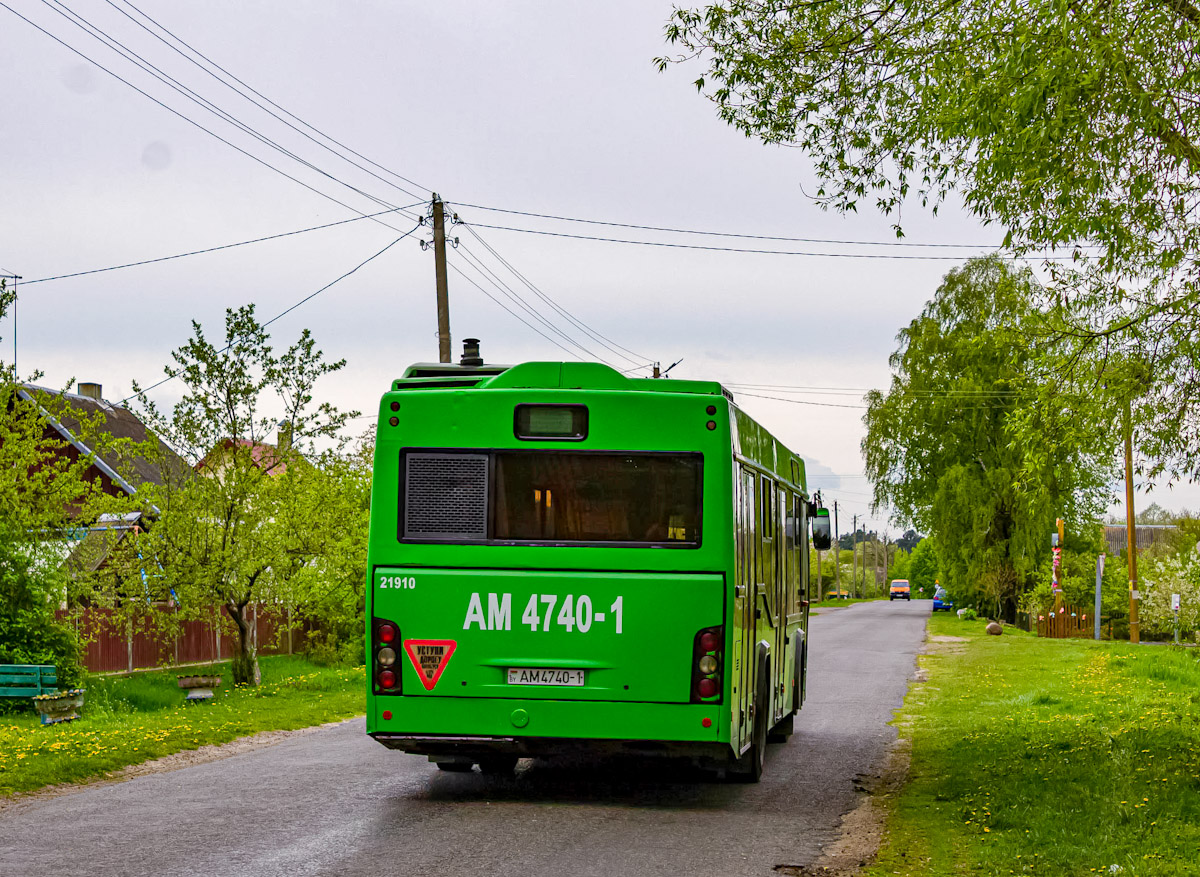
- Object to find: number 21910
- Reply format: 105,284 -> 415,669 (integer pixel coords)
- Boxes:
378,575 -> 417,590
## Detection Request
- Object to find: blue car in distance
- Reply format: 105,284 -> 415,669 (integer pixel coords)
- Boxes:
932,586 -> 953,612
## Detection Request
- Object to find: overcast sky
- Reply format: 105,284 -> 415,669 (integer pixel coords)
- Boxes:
3,0 -> 1195,532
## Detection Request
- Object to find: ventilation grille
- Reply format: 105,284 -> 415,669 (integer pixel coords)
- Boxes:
404,453 -> 488,540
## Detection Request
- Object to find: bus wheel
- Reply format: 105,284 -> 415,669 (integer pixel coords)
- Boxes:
478,755 -> 519,775
435,760 -> 474,772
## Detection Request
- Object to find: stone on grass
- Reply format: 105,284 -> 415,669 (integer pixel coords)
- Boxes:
985,621 -> 1003,636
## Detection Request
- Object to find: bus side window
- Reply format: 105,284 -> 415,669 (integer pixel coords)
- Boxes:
784,489 -> 797,612
796,496 -> 809,608
744,468 -> 758,584
761,475 -> 773,541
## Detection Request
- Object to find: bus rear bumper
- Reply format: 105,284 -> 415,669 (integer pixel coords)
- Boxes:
367,696 -> 731,763
370,732 -> 732,764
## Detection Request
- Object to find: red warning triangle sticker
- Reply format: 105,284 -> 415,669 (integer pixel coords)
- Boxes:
403,639 -> 457,690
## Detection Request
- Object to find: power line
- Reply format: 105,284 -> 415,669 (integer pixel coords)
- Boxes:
119,219 -> 421,404
451,201 -> 1043,250
37,0 -> 420,221
723,381 -> 1021,398
453,242 -> 612,364
23,204 -> 422,285
463,220 -> 1081,261
2,2 -> 419,236
445,254 -> 585,361
732,390 -> 869,409
104,0 -> 430,202
453,217 -> 652,367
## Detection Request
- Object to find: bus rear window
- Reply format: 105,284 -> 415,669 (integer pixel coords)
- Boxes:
493,452 -> 701,544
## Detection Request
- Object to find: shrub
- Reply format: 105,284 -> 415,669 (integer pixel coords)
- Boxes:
305,629 -> 364,667
0,542 -> 84,694
1139,553 -> 1200,639
959,608 -> 978,621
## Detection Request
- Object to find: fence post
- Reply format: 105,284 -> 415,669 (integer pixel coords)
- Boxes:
1094,554 -> 1105,641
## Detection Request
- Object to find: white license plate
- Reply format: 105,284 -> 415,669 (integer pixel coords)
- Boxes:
507,668 -> 585,686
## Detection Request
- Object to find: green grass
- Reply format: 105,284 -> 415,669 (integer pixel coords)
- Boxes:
867,614 -> 1200,877
0,655 -> 364,796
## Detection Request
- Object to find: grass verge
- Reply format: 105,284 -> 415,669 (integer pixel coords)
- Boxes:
0,655 -> 364,797
866,613 -> 1200,877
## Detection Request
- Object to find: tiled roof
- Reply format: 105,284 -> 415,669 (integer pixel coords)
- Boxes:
196,437 -> 295,476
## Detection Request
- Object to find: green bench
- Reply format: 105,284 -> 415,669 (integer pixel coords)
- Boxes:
0,664 -> 59,699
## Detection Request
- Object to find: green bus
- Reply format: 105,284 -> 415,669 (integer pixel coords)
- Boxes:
365,350 -> 831,781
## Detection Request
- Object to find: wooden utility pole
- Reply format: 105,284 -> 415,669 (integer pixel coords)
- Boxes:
1124,399 -> 1140,644
431,193 -> 452,363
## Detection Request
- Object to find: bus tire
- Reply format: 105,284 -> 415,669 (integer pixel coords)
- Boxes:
478,755 -> 519,775
768,712 -> 794,743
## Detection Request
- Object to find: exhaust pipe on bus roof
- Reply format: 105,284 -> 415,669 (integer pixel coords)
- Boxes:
460,338 -> 484,367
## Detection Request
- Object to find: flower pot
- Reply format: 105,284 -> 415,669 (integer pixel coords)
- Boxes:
177,675 -> 222,702
32,689 -> 86,725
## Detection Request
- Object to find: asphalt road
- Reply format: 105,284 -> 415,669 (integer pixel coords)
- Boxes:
1,600 -> 930,877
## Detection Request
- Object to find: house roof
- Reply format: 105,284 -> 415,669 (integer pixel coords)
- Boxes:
18,383 -> 190,495
196,437 -> 293,476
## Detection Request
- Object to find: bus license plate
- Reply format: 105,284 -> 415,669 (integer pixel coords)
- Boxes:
507,668 -> 585,686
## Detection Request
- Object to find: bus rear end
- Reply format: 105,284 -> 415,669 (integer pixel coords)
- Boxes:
365,361 -> 735,770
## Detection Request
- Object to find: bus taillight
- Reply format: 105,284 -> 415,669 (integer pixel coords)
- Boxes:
692,625 -> 724,703
374,618 -> 402,694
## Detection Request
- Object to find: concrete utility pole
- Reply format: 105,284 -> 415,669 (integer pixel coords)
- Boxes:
872,538 -> 879,593
1124,399 -> 1140,644
833,502 -> 841,592
851,514 -> 859,598
881,534 -> 889,589
431,194 -> 452,363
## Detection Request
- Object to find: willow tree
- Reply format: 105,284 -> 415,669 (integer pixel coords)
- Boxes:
863,258 -> 1112,618
661,1 -> 1200,478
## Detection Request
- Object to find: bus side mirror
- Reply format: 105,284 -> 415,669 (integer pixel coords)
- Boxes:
811,508 -> 832,550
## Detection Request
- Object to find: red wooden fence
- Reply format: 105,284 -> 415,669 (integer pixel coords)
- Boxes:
58,605 -> 309,674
